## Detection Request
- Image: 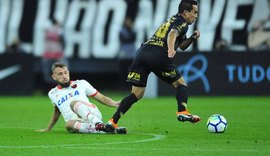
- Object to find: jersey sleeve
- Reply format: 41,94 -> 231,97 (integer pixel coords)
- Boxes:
80,79 -> 98,97
172,21 -> 187,36
48,89 -> 57,106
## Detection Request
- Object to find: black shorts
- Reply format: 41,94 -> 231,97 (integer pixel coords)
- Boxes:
126,44 -> 182,87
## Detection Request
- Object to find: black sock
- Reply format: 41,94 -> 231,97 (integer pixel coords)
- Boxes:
175,85 -> 188,112
112,93 -> 138,123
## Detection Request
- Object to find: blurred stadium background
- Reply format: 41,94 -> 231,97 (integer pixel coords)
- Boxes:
0,0 -> 269,96
1,1 -> 270,155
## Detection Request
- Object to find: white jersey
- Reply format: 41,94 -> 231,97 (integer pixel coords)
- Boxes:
48,80 -> 98,122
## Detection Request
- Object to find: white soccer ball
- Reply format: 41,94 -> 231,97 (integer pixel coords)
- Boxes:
206,114 -> 227,133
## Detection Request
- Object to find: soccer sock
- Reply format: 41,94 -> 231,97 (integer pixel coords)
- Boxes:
73,102 -> 102,124
175,85 -> 188,112
73,121 -> 98,133
112,93 -> 138,123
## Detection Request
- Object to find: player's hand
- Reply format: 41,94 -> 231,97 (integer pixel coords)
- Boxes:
110,100 -> 121,107
35,128 -> 50,132
192,30 -> 200,39
168,49 -> 176,58
114,100 -> 121,107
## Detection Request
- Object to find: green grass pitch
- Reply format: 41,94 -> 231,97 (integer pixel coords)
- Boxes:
0,95 -> 269,156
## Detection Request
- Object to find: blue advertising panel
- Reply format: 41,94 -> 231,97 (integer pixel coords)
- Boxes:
158,52 -> 270,95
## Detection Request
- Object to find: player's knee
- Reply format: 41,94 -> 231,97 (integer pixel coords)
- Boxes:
134,92 -> 144,99
172,77 -> 187,88
70,100 -> 78,111
131,87 -> 145,99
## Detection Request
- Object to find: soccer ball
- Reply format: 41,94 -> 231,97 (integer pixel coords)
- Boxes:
206,114 -> 227,133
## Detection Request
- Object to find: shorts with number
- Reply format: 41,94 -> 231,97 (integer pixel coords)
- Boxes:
127,44 -> 182,87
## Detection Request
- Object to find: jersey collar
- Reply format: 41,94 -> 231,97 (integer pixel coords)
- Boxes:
57,81 -> 74,89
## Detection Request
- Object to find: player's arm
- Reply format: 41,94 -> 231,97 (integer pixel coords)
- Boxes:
36,106 -> 61,132
179,30 -> 200,50
92,92 -> 120,107
167,29 -> 179,58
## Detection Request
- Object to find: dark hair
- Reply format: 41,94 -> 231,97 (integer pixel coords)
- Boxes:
178,0 -> 198,14
51,62 -> 67,72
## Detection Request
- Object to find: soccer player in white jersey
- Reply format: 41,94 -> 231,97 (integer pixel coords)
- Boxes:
37,62 -> 126,134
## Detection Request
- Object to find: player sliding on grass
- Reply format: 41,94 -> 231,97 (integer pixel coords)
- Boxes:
106,0 -> 201,132
36,62 -> 126,134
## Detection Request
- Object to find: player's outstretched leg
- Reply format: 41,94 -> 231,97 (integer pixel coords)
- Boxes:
105,93 -> 139,133
177,110 -> 201,123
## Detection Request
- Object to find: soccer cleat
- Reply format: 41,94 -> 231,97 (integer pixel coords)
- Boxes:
104,119 -> 127,134
95,122 -> 107,132
105,119 -> 119,134
115,127 -> 127,134
177,110 -> 201,123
